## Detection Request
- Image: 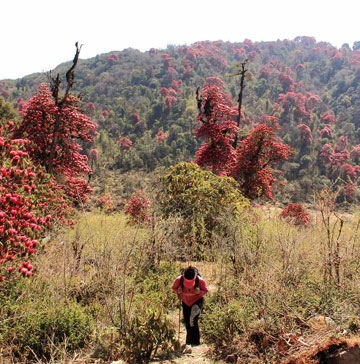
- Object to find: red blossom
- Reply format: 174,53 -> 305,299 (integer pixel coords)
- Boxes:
297,124 -> 313,143
95,193 -> 114,212
125,190 -> 151,225
164,95 -> 177,109
231,120 -> 294,200
279,204 -> 310,227
318,125 -> 332,139
16,84 -> 96,204
322,112 -> 336,123
344,183 -> 356,198
0,123 -> 73,279
156,130 -> 167,143
118,137 -> 133,150
194,82 -> 238,174
107,54 -> 119,63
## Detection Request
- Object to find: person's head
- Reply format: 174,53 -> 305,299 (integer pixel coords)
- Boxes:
184,267 -> 196,280
183,266 -> 196,288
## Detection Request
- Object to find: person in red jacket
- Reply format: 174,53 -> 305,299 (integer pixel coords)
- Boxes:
172,266 -> 208,347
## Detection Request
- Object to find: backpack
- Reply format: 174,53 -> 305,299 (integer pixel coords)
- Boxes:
180,266 -> 201,289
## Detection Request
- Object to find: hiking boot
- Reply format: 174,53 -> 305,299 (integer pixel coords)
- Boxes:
182,344 -> 192,354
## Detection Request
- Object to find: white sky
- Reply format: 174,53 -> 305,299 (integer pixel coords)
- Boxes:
1,0 -> 359,80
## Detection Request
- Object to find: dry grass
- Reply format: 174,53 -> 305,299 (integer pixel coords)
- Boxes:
3,206 -> 360,363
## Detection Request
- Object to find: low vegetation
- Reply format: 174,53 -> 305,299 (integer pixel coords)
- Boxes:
1,200 -> 360,363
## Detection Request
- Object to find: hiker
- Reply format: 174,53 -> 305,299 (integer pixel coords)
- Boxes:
172,266 -> 208,347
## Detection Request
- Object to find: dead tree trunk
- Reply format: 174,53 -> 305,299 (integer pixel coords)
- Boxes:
232,60 -> 248,149
47,42 -> 82,174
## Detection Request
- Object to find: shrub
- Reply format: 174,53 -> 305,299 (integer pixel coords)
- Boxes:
2,300 -> 93,362
121,308 -> 178,363
135,261 -> 180,311
125,190 -> 151,225
279,203 -> 310,226
159,162 -> 249,248
202,291 -> 257,347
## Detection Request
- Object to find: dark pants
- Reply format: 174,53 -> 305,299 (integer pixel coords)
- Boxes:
182,298 -> 204,346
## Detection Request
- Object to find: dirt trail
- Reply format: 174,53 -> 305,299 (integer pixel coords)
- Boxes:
149,263 -> 223,364
149,318 -> 221,364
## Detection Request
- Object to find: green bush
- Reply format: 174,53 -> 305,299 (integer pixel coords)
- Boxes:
202,298 -> 248,345
137,261 -> 180,310
2,301 -> 93,362
121,309 -> 178,363
158,162 -> 250,250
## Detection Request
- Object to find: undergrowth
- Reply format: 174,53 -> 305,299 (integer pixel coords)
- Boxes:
2,206 -> 360,363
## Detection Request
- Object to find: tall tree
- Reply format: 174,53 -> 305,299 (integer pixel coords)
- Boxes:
195,80 -> 238,174
15,43 -> 96,203
231,117 -> 294,199
195,78 -> 293,200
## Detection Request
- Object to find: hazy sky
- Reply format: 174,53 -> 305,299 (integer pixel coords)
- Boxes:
1,0 -> 359,80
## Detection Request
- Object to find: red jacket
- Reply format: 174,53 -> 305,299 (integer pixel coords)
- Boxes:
172,275 -> 208,307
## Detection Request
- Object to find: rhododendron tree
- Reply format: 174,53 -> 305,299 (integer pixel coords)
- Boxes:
322,112 -> 336,123
340,163 -> 360,180
231,119 -> 294,199
107,53 -> 119,63
194,78 -> 293,199
164,95 -> 177,109
95,193 -> 115,213
118,137 -> 133,150
278,72 -> 295,92
319,135 -> 360,198
130,112 -> 140,124
125,190 -> 151,225
297,123 -> 313,144
194,82 -> 238,174
279,203 -> 310,227
15,44 -> 96,204
318,125 -> 332,139
0,117 -> 73,281
351,145 -> 360,161
278,92 -> 312,123
18,85 -> 96,181
344,183 -> 356,198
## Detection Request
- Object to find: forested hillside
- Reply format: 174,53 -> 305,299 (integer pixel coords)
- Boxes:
5,37 -> 360,364
2,36 -> 360,202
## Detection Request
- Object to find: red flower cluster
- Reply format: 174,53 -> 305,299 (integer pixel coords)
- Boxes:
297,124 -> 313,144
279,203 -> 310,227
130,113 -> 140,124
322,112 -> 336,124
195,83 -> 238,174
0,121 -> 73,280
96,193 -> 114,213
124,191 -> 151,225
156,130 -> 167,143
107,54 -> 119,63
318,125 -> 332,139
118,137 -> 133,150
195,80 -> 293,200
16,84 -> 96,204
